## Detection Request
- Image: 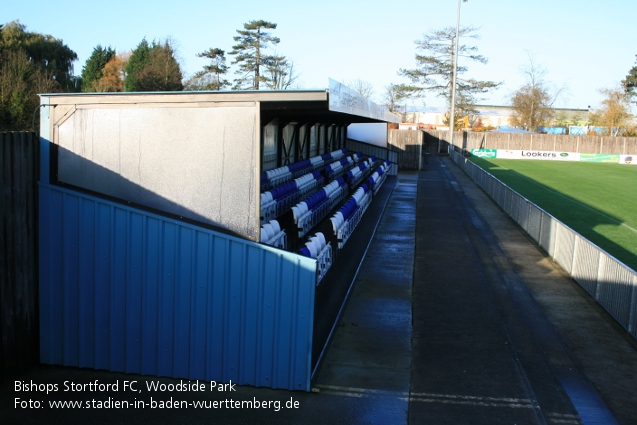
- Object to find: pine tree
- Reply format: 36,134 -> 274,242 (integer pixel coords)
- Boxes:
623,55 -> 637,103
190,48 -> 230,90
230,20 -> 280,90
397,26 -> 500,116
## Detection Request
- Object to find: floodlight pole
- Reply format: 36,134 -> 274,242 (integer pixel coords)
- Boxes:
449,0 -> 462,152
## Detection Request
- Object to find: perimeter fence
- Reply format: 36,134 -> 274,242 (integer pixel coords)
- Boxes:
448,146 -> 637,340
1,131 -> 40,381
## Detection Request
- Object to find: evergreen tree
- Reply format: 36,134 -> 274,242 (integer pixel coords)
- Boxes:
623,55 -> 637,103
189,47 -> 230,90
397,26 -> 500,116
81,45 -> 116,92
124,39 -> 183,92
124,38 -> 151,92
230,20 -> 280,90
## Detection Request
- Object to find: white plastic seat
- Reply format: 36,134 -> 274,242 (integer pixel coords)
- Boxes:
305,241 -> 318,257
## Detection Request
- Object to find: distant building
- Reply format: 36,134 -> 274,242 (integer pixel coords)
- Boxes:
401,105 -> 590,130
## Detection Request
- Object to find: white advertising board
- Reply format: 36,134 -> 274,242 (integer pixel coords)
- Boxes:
496,150 -> 581,161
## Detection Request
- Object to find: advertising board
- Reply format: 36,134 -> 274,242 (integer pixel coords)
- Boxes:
580,153 -> 621,163
471,148 -> 497,158
496,150 -> 581,161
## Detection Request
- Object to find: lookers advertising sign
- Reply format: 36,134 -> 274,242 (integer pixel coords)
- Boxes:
470,148 -> 636,164
496,150 -> 581,161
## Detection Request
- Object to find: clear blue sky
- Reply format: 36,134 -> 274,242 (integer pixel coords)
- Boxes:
4,0 -> 636,111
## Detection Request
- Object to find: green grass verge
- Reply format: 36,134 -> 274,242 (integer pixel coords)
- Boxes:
470,158 -> 637,271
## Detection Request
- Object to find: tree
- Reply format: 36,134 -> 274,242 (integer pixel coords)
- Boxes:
509,56 -> 565,131
589,87 -> 632,136
188,48 -> 230,90
263,55 -> 299,90
0,20 -> 78,130
622,55 -> 637,103
1,21 -> 79,92
124,38 -> 183,92
397,26 -> 500,116
141,39 -> 183,91
230,20 -> 280,90
347,78 -> 375,99
124,38 -> 151,92
381,84 -> 406,117
81,45 -> 116,92
184,73 -> 220,91
93,53 -> 126,92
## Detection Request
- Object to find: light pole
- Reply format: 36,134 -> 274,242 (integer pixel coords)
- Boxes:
448,0 -> 464,151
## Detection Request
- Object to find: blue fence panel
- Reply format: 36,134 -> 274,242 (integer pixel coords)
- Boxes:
40,183 -> 317,391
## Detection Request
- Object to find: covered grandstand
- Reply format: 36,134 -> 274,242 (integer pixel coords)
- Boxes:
37,80 -> 400,391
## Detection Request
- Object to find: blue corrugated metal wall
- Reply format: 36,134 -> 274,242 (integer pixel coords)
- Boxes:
39,183 -> 317,391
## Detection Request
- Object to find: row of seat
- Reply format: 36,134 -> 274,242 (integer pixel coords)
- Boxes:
260,153 -> 393,285
367,159 -> 391,194
261,148 -> 348,192
259,219 -> 286,249
260,152 -> 365,225
330,182 -> 373,249
260,170 -> 325,224
292,177 -> 349,238
294,160 -> 392,283
299,232 -> 333,283
324,153 -> 361,179
288,154 -> 374,239
345,158 -> 373,190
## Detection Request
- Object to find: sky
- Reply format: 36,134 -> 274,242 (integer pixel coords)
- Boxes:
4,0 -> 637,111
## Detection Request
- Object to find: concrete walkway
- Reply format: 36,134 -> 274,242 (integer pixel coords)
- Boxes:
433,155 -> 637,425
312,172 -> 416,423
412,156 -> 600,425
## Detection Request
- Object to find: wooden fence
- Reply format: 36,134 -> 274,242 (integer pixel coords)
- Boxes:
387,129 -> 425,170
388,128 -> 637,170
424,129 -> 637,154
1,131 -> 39,381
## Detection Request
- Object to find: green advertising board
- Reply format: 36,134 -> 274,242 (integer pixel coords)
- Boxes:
471,149 -> 497,158
580,153 -> 620,163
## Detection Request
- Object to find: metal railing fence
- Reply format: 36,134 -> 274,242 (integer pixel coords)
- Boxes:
449,147 -> 637,339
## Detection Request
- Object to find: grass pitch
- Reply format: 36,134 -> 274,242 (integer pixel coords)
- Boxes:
470,158 -> 637,271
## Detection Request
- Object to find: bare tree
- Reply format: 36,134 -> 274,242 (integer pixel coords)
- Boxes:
381,84 -> 406,118
509,54 -> 566,131
263,55 -> 300,89
346,78 -> 375,99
